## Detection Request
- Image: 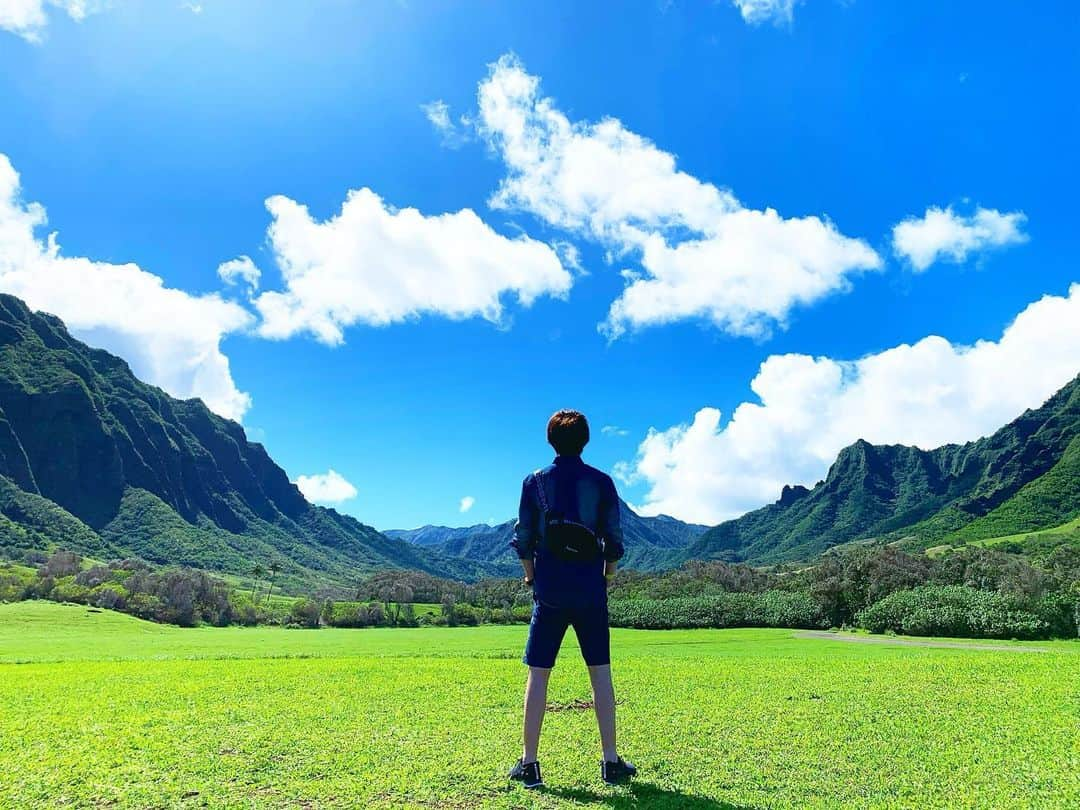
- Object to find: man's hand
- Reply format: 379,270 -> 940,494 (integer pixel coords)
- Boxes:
520,558 -> 536,589
604,561 -> 617,587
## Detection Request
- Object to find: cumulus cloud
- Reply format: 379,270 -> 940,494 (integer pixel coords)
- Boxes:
1,0 -> 107,42
0,153 -> 254,421
892,205 -> 1028,271
459,495 -> 475,513
217,255 -> 261,292
731,0 -> 798,26
476,54 -> 880,339
619,284 -> 1080,525
294,469 -> 358,504
252,187 -> 572,344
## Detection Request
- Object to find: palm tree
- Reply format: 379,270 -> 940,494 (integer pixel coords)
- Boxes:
265,560 -> 282,602
250,563 -> 265,602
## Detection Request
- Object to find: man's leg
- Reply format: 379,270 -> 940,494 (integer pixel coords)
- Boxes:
522,666 -> 551,764
587,664 -> 618,763
519,600 -> 567,767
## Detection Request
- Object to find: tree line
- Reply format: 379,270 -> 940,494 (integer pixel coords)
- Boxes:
1,537 -> 1077,638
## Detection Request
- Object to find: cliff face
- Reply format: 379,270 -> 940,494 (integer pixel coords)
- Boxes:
0,294 -> 492,587
676,374 -> 1080,565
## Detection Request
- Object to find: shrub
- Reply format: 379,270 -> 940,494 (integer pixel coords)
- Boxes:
89,582 -> 127,611
1033,591 -> 1079,638
287,598 -> 321,628
453,603 -> 479,627
75,566 -> 113,589
608,591 -> 827,630
856,586 -> 1048,639
39,550 -> 81,579
50,577 -> 91,605
325,602 -> 373,628
126,592 -> 163,621
0,565 -> 35,602
511,604 -> 533,623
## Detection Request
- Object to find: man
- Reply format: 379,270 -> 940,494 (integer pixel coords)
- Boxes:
507,409 -> 637,790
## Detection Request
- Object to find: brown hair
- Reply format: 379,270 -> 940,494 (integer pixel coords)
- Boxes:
547,410 -> 590,456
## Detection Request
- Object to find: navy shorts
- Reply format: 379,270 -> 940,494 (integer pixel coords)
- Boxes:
523,598 -> 610,669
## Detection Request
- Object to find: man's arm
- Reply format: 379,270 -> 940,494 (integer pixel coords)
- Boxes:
520,557 -> 536,583
511,474 -> 540,584
599,476 -> 625,580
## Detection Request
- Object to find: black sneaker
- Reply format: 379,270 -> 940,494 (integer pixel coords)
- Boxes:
508,758 -> 543,789
601,756 -> 637,785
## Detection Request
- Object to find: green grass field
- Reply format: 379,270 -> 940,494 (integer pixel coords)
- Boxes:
1,602 -> 1077,808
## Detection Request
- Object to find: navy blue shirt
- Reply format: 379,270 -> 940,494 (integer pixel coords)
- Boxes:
512,455 -> 625,607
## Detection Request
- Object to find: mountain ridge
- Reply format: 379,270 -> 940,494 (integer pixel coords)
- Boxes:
676,373 -> 1080,565
0,294 -> 495,588
385,498 -> 709,571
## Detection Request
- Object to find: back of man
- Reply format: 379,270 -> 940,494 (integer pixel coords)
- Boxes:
507,409 -> 636,791
521,454 -> 620,610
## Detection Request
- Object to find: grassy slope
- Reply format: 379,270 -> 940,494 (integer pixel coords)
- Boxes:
971,515 -> 1080,547
1,602 -> 1077,809
943,434 -> 1080,546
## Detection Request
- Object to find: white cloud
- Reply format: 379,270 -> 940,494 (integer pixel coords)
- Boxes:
602,425 -> 629,437
476,54 -> 880,339
1,0 -> 107,42
892,205 -> 1028,272
732,0 -> 798,26
217,255 -> 261,292
252,187 -> 572,344
421,100 -> 470,149
0,153 -> 253,421
620,284 -> 1080,525
459,495 -> 475,513
294,469 -> 357,504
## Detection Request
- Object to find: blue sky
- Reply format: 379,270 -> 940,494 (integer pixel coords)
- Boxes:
0,0 -> 1078,530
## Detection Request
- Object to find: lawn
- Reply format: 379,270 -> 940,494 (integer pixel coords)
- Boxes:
0,602 -> 1077,808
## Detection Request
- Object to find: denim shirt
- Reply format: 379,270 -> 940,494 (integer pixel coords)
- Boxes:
511,455 -> 625,606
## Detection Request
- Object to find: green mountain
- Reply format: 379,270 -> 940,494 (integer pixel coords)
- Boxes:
0,294 -> 493,589
675,373 -> 1080,565
386,499 -> 708,572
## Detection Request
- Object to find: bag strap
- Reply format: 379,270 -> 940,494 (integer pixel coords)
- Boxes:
533,471 -> 549,514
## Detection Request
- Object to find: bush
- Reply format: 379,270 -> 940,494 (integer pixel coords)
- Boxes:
289,598 -> 322,628
39,550 -> 81,579
0,565 -> 35,602
856,586 -> 1048,639
511,604 -> 533,623
1033,591 -> 1079,638
324,602 -> 373,628
608,591 -> 827,630
50,577 -> 91,604
229,593 -> 272,626
126,592 -> 163,621
452,603 -> 479,626
89,582 -> 127,611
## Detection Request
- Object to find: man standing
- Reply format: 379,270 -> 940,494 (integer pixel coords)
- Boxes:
508,410 -> 637,789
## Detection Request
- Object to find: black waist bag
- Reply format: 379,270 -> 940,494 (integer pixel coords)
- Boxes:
536,476 -> 602,563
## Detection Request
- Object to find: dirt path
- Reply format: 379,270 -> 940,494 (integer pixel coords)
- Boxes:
794,630 -> 1049,653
